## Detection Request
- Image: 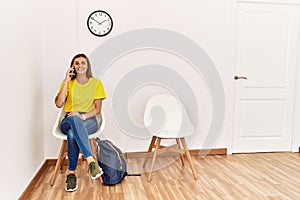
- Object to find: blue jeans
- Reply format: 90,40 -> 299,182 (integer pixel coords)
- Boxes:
60,114 -> 98,171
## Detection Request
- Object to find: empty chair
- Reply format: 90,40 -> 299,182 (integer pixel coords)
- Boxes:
143,94 -> 198,181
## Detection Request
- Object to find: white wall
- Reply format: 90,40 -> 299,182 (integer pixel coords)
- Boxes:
78,0 -> 234,152
42,1 -> 78,159
43,0 -> 235,158
0,1 -> 44,199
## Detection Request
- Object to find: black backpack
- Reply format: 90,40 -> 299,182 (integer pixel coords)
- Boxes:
95,138 -> 127,185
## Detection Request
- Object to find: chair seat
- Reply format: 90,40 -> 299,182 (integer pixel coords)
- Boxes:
52,110 -> 105,140
153,131 -> 192,139
53,129 -> 101,140
144,94 -> 195,138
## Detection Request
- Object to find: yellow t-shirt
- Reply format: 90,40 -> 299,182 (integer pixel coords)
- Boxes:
58,78 -> 106,113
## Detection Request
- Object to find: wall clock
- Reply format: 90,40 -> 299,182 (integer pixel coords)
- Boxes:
87,10 -> 113,37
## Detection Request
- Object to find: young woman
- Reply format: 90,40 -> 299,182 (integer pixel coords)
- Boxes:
55,53 -> 106,192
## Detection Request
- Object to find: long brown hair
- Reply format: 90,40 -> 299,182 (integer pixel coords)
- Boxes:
69,53 -> 93,79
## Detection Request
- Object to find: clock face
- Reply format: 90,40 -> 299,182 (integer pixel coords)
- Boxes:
87,10 -> 113,37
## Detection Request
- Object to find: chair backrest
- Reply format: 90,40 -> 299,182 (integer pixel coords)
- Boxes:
52,109 -> 105,140
143,94 -> 194,138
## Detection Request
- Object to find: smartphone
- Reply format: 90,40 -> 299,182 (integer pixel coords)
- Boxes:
70,66 -> 77,80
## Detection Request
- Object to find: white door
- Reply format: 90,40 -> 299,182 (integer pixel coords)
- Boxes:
232,2 -> 299,153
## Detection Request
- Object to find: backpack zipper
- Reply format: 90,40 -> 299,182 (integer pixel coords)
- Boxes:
105,140 -> 123,171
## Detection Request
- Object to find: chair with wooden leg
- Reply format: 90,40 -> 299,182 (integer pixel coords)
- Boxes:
143,94 -> 198,181
50,109 -> 105,186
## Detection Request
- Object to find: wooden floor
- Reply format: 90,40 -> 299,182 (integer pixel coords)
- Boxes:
27,152 -> 300,200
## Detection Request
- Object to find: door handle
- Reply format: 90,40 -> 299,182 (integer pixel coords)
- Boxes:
234,75 -> 247,80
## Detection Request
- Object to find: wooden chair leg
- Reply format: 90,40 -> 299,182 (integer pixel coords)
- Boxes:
176,138 -> 185,166
143,136 -> 157,168
180,138 -> 198,180
60,152 -> 67,169
50,140 -> 67,186
147,136 -> 157,152
148,138 -> 161,182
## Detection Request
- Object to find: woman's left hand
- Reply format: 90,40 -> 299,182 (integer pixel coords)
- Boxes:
67,112 -> 81,118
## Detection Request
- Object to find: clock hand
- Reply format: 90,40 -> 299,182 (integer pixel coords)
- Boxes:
99,19 -> 108,25
91,17 -> 101,25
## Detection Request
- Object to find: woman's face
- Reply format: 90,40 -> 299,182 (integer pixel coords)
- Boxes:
73,57 -> 88,76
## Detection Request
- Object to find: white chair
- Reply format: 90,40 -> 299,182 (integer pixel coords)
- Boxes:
143,94 -> 198,181
50,109 -> 105,186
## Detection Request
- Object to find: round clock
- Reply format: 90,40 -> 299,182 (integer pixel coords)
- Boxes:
87,10 -> 113,37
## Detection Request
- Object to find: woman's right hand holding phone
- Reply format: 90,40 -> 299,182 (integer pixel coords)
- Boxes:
56,67 -> 74,108
65,67 -> 75,82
